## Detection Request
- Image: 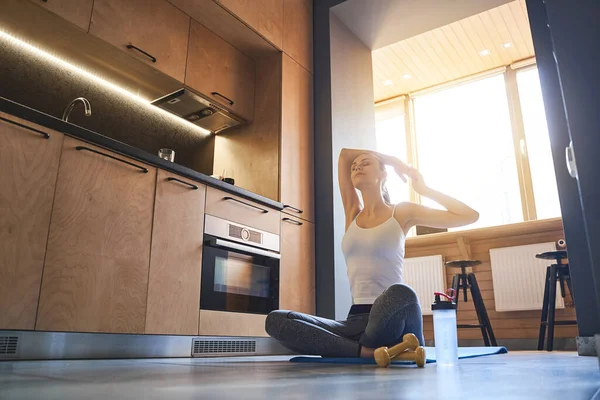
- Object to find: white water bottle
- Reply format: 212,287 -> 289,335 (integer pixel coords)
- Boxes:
432,291 -> 458,367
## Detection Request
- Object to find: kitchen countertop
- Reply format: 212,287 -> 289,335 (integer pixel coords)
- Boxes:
0,96 -> 284,210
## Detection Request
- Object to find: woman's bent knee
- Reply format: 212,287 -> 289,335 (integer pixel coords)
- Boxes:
265,310 -> 290,338
385,283 -> 419,303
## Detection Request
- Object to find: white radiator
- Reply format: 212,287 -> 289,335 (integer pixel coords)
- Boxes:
490,242 -> 564,312
403,255 -> 446,316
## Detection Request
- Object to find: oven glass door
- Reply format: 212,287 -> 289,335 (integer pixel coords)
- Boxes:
200,238 -> 279,314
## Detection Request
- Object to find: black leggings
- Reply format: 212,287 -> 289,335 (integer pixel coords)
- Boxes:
265,284 -> 424,357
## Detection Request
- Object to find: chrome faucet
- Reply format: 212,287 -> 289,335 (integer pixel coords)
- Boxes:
62,97 -> 92,122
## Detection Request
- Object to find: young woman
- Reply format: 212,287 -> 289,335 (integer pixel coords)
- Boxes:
265,148 -> 479,358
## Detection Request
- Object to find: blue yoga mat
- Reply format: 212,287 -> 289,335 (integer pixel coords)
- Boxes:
289,346 -> 508,365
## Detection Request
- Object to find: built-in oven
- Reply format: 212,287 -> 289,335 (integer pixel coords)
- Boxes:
200,214 -> 280,315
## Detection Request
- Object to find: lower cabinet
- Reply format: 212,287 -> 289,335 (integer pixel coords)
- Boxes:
0,115 -> 63,330
36,137 -> 157,334
145,170 -> 206,335
198,310 -> 268,337
279,215 -> 315,314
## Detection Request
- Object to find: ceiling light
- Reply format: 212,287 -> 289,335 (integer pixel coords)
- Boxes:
403,74 -> 412,79
502,42 -> 512,48
383,79 -> 393,86
479,49 -> 491,56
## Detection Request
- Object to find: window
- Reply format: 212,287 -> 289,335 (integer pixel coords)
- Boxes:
375,100 -> 410,204
517,67 -> 562,219
413,74 -> 523,230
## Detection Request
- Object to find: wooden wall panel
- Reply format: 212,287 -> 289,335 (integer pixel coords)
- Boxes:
406,218 -> 578,342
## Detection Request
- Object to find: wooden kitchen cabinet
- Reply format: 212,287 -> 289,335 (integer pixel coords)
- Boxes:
217,0 -> 284,49
36,137 -> 157,334
30,0 -> 94,32
205,187 -> 280,234
199,310 -> 268,337
89,0 -> 190,82
0,114 -> 63,330
186,21 -> 255,122
145,170 -> 206,335
280,54 -> 314,222
279,215 -> 315,314
282,0 -> 312,73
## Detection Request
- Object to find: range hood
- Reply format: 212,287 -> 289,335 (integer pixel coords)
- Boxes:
151,88 -> 246,134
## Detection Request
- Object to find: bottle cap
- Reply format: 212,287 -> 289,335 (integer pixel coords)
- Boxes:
431,289 -> 457,310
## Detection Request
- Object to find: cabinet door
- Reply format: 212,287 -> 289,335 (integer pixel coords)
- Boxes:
145,171 -> 206,335
30,0 -> 94,31
279,216 -> 315,313
218,0 -> 284,49
282,0 -> 312,73
0,115 -> 63,330
89,0 -> 190,82
186,21 -> 255,121
36,137 -> 156,333
280,54 -> 314,222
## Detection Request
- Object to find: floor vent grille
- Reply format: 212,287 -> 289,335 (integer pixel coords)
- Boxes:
192,339 -> 256,356
0,336 -> 19,357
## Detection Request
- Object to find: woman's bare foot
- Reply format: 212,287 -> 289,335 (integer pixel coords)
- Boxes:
360,346 -> 375,358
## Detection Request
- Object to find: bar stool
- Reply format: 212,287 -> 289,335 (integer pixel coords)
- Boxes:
535,251 -> 577,351
446,260 -> 498,346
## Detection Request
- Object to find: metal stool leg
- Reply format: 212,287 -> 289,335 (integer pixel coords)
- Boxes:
547,264 -> 558,351
461,268 -> 469,303
538,267 -> 551,351
451,274 -> 460,306
469,273 -> 496,346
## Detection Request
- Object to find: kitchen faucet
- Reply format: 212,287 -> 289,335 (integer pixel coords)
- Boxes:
62,97 -> 92,122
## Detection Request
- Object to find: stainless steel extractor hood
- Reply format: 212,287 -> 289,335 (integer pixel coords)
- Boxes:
151,88 -> 246,134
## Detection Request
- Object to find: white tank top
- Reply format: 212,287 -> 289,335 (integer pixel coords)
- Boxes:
341,205 -> 406,304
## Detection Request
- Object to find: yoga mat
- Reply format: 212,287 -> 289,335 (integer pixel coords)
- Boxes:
289,346 -> 508,365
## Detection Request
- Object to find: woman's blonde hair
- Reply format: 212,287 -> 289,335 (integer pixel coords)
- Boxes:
376,157 -> 392,205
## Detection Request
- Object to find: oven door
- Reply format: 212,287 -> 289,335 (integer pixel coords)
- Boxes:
200,236 -> 280,315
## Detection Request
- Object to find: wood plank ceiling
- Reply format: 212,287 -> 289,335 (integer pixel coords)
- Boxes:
372,0 -> 534,102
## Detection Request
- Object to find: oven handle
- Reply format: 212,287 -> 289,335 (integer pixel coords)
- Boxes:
211,238 -> 281,260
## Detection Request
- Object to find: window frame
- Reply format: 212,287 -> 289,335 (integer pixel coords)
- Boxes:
376,61 -> 558,232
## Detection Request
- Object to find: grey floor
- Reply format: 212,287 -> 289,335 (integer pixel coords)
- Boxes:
1,352 -> 599,400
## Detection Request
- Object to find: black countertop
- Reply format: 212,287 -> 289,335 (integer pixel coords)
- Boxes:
0,96 -> 283,210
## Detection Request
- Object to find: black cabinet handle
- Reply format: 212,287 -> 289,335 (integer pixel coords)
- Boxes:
1,116 -> 49,139
76,146 -> 148,173
223,196 -> 268,213
167,177 -> 198,190
283,204 -> 303,214
211,92 -> 234,106
282,217 -> 303,226
126,44 -> 157,63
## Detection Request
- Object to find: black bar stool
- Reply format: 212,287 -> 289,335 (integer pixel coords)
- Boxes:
535,251 -> 577,351
446,260 -> 497,346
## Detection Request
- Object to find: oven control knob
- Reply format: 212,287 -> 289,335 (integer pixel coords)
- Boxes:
241,228 -> 250,241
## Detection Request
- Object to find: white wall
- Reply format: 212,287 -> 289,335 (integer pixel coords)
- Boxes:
331,0 -> 512,50
329,14 -> 377,319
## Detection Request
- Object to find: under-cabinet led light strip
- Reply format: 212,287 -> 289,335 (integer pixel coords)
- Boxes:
0,29 -> 211,135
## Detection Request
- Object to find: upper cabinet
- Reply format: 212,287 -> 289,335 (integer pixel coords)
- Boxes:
89,0 -> 190,82
280,54 -> 314,222
282,0 -> 313,73
30,0 -> 94,32
0,115 -> 63,330
186,21 -> 256,122
217,0 -> 284,49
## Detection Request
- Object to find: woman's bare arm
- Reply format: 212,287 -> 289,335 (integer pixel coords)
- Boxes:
399,168 -> 479,231
338,148 -> 365,228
